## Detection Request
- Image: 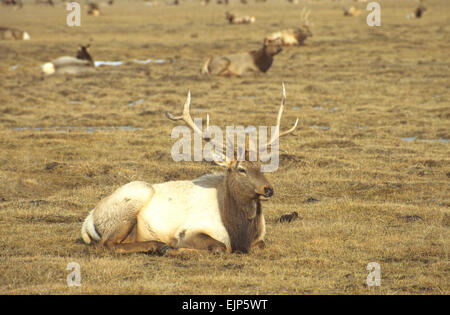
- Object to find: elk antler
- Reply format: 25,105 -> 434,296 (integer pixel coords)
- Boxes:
300,7 -> 311,26
262,83 -> 299,150
166,90 -> 228,162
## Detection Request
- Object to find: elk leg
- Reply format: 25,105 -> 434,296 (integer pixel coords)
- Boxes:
178,232 -> 227,254
101,221 -> 171,255
251,239 -> 265,250
105,240 -> 170,255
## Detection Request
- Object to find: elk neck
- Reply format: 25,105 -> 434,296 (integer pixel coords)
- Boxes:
219,174 -> 262,253
250,48 -> 273,73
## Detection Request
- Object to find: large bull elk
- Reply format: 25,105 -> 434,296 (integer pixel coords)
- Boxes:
201,38 -> 282,77
81,85 -> 298,255
266,8 -> 312,46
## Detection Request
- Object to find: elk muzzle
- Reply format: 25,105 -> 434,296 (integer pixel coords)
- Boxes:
256,185 -> 274,199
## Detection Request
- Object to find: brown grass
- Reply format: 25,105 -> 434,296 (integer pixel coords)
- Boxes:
0,0 -> 449,294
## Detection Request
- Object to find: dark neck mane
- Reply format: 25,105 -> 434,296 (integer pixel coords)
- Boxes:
250,48 -> 273,73
219,176 -> 262,253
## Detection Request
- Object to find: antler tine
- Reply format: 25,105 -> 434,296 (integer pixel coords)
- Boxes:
165,89 -> 208,139
264,83 -> 299,149
166,90 -> 225,157
165,89 -> 191,120
300,7 -> 306,22
305,9 -> 311,25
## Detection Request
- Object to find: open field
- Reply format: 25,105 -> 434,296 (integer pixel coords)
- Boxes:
0,0 -> 449,294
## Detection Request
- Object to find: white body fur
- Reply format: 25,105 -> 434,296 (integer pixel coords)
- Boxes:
81,174 -> 260,252
266,30 -> 299,46
41,56 -> 94,75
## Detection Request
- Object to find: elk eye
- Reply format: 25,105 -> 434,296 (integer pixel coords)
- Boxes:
238,168 -> 247,174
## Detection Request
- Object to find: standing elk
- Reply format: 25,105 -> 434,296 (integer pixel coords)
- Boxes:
265,8 -> 312,46
41,45 -> 95,75
201,38 -> 282,77
0,26 -> 30,40
226,12 -> 255,25
81,85 -> 298,255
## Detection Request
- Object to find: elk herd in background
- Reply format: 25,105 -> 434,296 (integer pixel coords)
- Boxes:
1,0 -> 428,76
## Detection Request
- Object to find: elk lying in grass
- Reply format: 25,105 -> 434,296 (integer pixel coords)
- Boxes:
343,6 -> 360,16
407,0 -> 426,19
266,8 -> 312,46
86,2 -> 101,16
226,12 -> 255,24
0,26 -> 30,40
35,0 -> 54,6
81,85 -> 298,255
201,38 -> 282,77
41,45 -> 95,75
1,0 -> 23,9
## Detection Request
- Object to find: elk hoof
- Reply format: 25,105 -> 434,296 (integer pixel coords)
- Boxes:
159,245 -> 176,256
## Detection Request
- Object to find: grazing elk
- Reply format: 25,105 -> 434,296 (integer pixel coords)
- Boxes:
81,85 -> 298,255
0,26 -> 30,40
41,45 -> 95,75
266,8 -> 312,46
226,12 -> 255,25
201,38 -> 282,77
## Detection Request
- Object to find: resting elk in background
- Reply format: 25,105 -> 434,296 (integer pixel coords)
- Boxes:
226,12 -> 255,25
265,8 -> 312,46
343,6 -> 360,16
201,38 -> 282,77
41,45 -> 95,75
407,0 -> 426,19
86,2 -> 101,16
1,0 -> 23,9
81,85 -> 298,255
0,26 -> 30,40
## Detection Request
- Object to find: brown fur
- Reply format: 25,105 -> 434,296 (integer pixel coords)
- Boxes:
201,38 -> 282,76
219,161 -> 272,253
1,0 -> 22,9
76,45 -> 94,66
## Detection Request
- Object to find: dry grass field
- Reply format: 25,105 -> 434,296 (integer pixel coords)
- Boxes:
0,0 -> 449,295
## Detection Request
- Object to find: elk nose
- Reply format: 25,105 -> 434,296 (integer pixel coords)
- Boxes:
264,186 -> 274,197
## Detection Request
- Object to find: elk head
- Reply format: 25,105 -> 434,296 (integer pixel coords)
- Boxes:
263,38 -> 283,56
165,83 -> 298,207
76,44 -> 94,66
